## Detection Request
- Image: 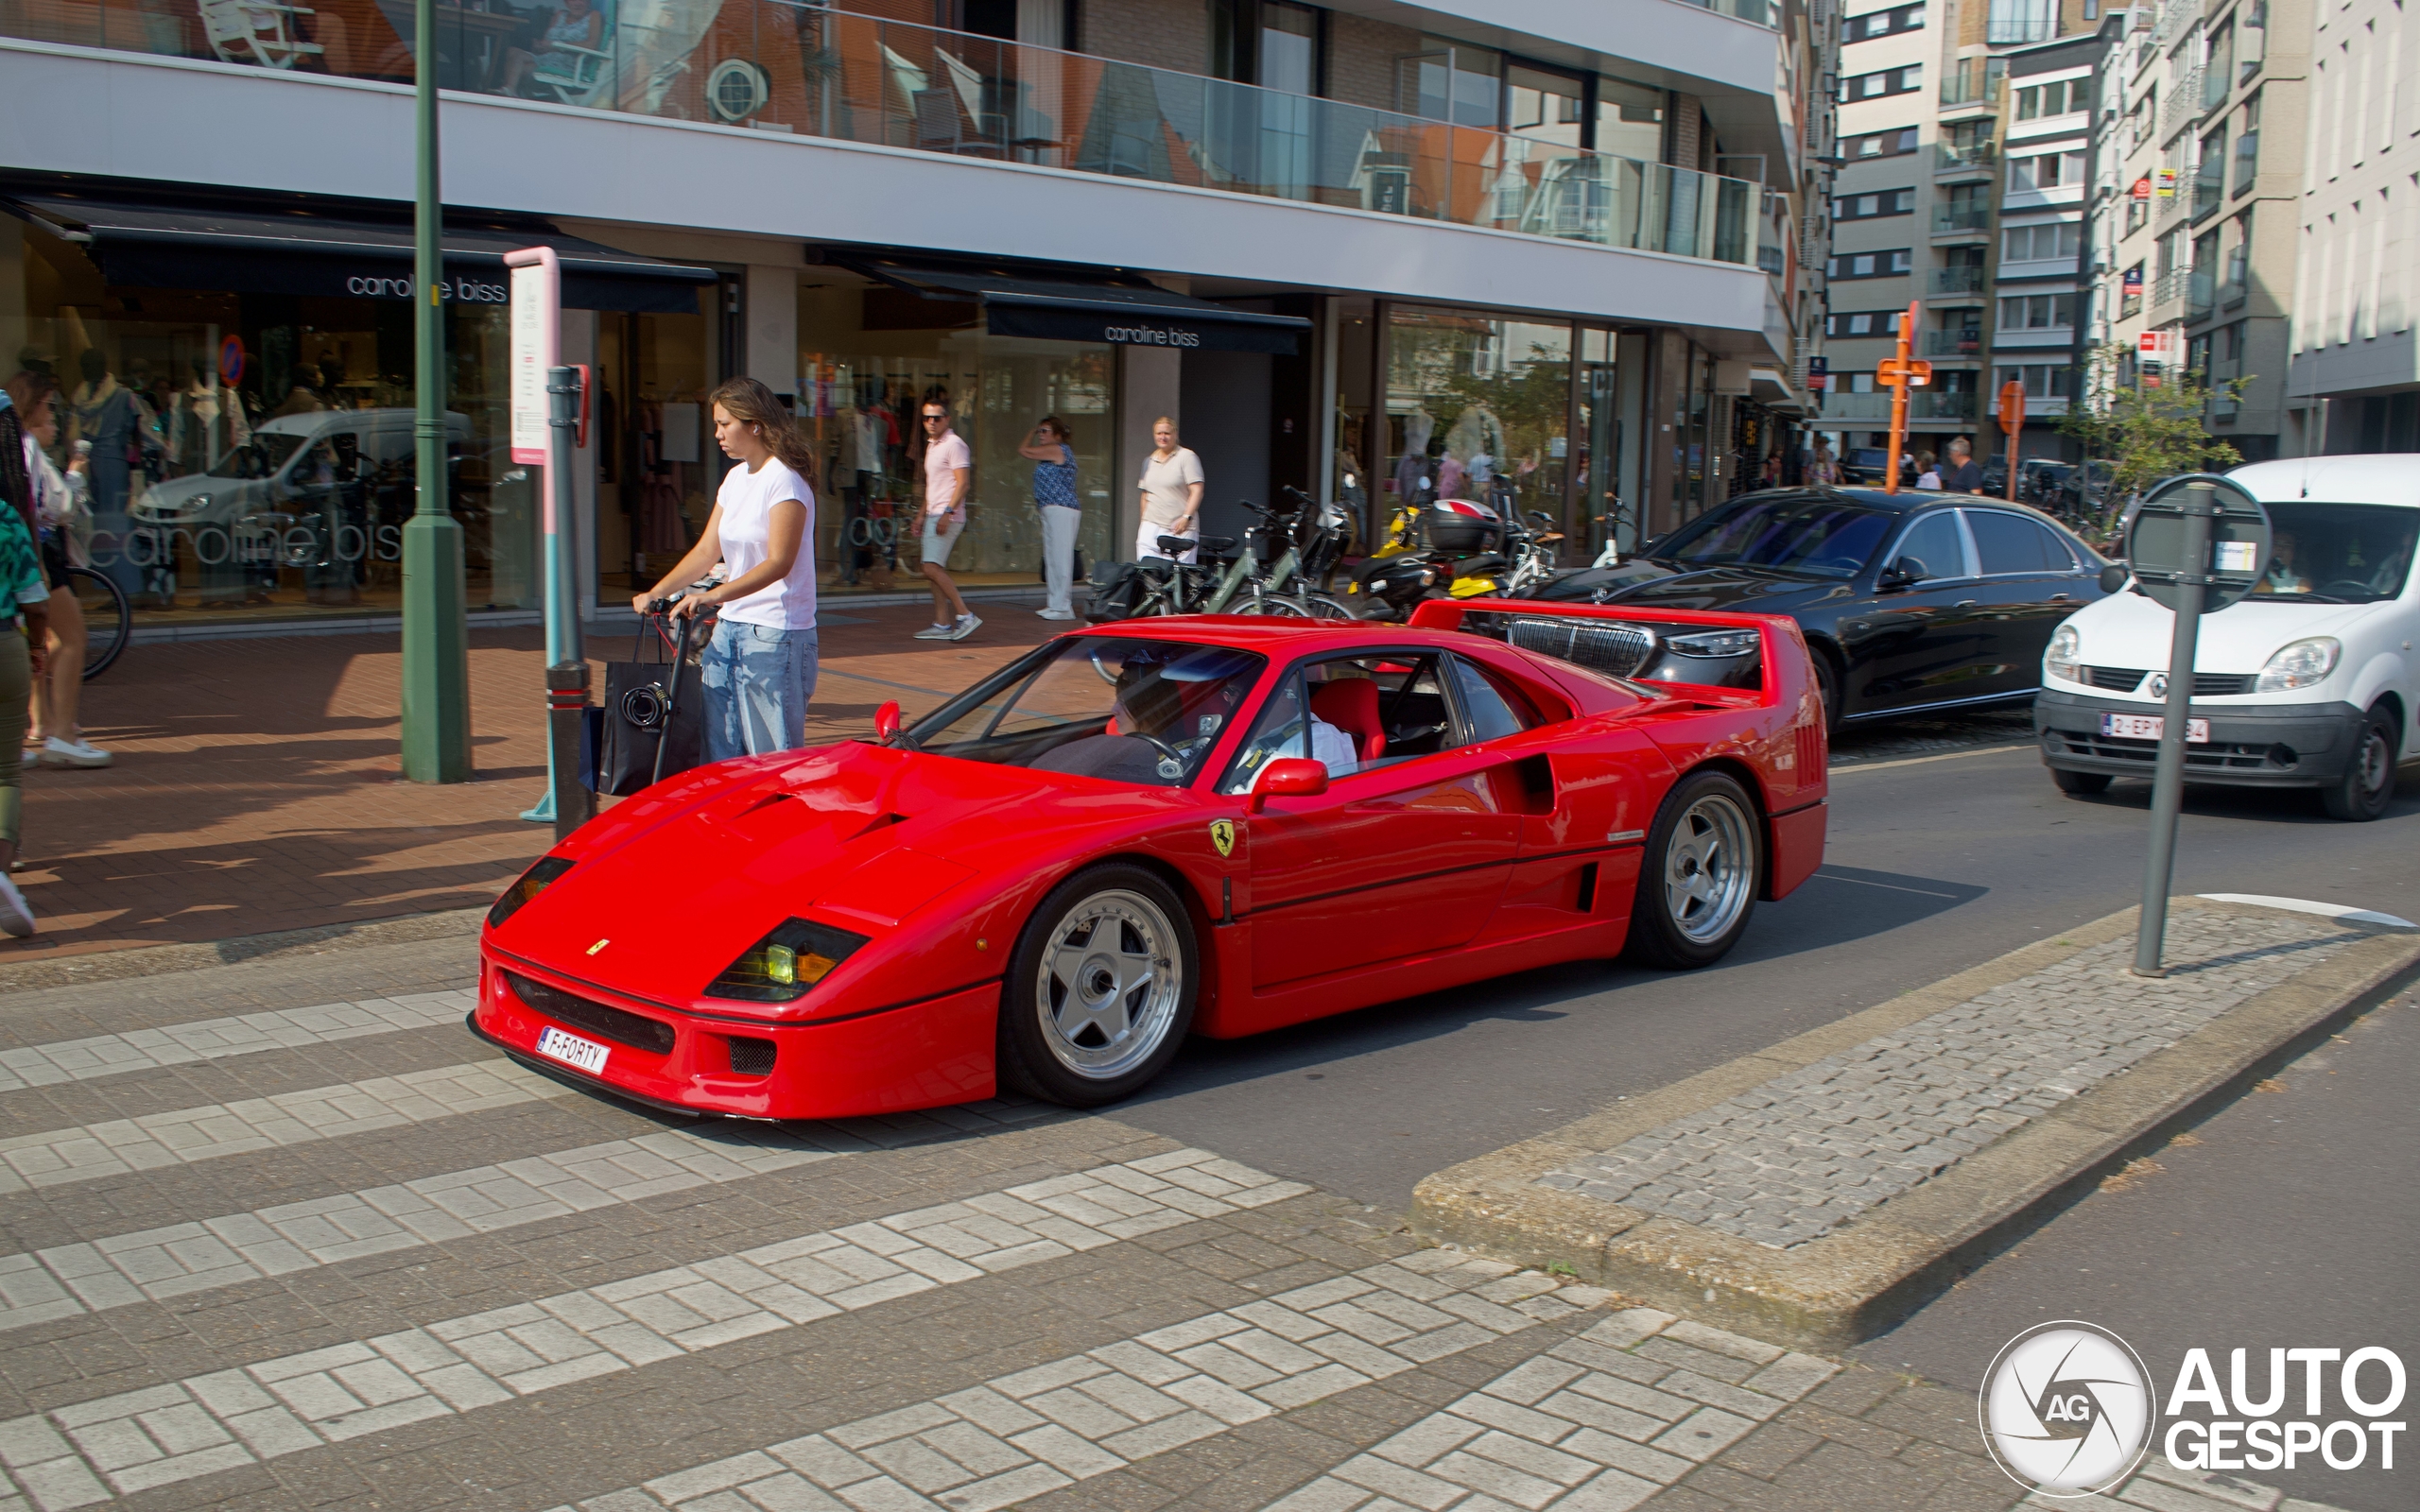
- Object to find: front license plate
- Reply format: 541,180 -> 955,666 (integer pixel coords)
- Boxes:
2101,712 -> 2209,743
536,1025 -> 609,1074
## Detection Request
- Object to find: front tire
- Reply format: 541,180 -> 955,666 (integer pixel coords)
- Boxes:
1810,649 -> 1845,737
1624,770 -> 1762,970
2320,708 -> 2397,821
998,864 -> 1198,1107
2051,767 -> 2113,795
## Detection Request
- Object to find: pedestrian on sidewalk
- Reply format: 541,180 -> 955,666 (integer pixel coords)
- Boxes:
631,377 -> 820,761
1941,437 -> 1983,492
0,387 -> 51,936
1913,450 -> 1942,490
914,397 -> 980,642
1136,416 -> 1203,564
7,373 -> 107,768
1020,415 -> 1080,621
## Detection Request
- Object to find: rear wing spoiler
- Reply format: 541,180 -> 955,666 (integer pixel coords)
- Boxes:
1408,598 -> 1816,710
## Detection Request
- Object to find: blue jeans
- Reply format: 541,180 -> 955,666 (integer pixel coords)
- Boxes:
700,620 -> 819,761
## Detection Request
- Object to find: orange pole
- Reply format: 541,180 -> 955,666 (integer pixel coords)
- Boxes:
1883,306 -> 1912,496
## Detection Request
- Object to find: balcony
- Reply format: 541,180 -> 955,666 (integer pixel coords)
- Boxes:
1820,388 -> 1979,420
1923,329 -> 1982,356
1932,265 -> 1986,294
2121,291 -> 2144,318
0,5 -> 1768,268
2153,266 -> 2190,306
1822,392 -> 1893,420
2163,67 -> 2204,129
2187,268 -> 2214,319
1937,140 -> 1997,173
2191,163 -> 2224,221
2221,274 -> 2247,308
2234,131 -> 2259,193
1934,203 -> 1991,232
2201,59 -> 2230,112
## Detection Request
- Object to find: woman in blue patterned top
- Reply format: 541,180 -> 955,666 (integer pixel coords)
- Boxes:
0,388 -> 51,936
1019,416 -> 1081,620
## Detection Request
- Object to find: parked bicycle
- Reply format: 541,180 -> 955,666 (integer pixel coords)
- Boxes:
69,565 -> 130,681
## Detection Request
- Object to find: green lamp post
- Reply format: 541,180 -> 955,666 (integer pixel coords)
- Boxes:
401,0 -> 473,782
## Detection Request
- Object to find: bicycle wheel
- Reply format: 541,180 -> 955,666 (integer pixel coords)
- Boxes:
1295,593 -> 1359,621
1229,593 -> 1311,617
68,566 -> 130,681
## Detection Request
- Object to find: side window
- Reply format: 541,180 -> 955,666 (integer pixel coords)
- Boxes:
1444,657 -> 1537,747
1890,512 -> 1971,581
1966,510 -> 2064,574
1220,670 -> 1308,795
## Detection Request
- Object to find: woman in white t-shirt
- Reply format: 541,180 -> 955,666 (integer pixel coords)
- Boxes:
1136,416 -> 1204,563
631,377 -> 819,760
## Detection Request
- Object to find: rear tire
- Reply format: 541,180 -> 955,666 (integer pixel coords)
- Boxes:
1810,650 -> 1845,736
997,864 -> 1198,1107
2050,768 -> 2112,795
1624,769 -> 1762,970
2320,708 -> 2397,821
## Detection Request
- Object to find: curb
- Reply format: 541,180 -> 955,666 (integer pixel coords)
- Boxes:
0,906 -> 485,995
1408,897 -> 2420,1353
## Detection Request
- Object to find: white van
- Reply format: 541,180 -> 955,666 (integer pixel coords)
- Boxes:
2034,455 -> 2420,820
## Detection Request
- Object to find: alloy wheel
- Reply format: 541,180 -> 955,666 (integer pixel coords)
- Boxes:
1034,889 -> 1184,1079
1664,794 -> 1755,944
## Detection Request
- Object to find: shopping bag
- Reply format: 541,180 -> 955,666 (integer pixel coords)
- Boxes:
592,614 -> 707,796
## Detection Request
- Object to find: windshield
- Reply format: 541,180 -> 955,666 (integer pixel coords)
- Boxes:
906,637 -> 1267,786
206,432 -> 306,480
1651,495 -> 1893,579
2245,503 -> 2418,605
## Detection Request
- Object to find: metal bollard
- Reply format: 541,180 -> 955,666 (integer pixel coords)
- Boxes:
545,661 -> 595,842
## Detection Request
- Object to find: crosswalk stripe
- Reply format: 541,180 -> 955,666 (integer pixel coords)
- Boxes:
0,1058 -> 576,1195
527,1249 -> 1598,1512
0,992 -> 475,1092
0,1126 -> 838,1332
0,1147 -> 1313,1507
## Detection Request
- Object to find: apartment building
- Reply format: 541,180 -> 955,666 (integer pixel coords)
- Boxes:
1987,33 -> 2100,462
1,0 -> 1830,636
2282,0 -> 2419,453
2088,0 -> 2308,460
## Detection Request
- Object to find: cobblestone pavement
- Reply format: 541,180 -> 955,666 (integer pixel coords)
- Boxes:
0,936 -> 2356,1512
1536,909 -> 2356,1248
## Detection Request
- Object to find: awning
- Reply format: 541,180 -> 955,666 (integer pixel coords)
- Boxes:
6,195 -> 718,314
839,257 -> 1309,355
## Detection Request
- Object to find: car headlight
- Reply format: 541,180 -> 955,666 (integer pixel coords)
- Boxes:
2046,624 -> 2082,681
488,857 -> 572,930
1665,628 -> 1760,659
706,919 -> 870,1003
2255,637 -> 2340,693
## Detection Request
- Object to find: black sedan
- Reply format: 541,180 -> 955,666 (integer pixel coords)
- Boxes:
1533,489 -> 2111,730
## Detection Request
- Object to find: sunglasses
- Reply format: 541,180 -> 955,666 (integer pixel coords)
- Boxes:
922,413 -> 948,421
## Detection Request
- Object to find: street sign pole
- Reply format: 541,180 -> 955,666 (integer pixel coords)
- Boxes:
2133,482 -> 2213,976
1876,301 -> 1931,496
505,248 -> 594,839
1999,380 -> 2024,503
399,0 -> 471,782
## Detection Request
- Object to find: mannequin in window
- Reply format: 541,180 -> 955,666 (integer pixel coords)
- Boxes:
69,348 -> 159,605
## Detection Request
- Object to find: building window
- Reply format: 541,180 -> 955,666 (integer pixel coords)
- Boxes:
1997,293 -> 2078,329
1829,249 -> 1915,278
1827,309 -> 1912,336
1992,363 -> 2076,397
1844,63 -> 1924,100
2013,79 -> 2078,118
1595,77 -> 1668,163
1843,3 -> 1925,42
1988,0 -> 2055,44
1835,189 -> 1916,219
2008,151 -> 2087,190
1846,127 -> 1922,159
1256,0 -> 1322,95
2001,222 -> 2083,261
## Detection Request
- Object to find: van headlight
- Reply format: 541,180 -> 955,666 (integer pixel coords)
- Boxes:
2046,624 -> 2083,682
2255,637 -> 2340,693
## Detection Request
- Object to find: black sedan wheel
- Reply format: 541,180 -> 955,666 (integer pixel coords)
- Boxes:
999,864 -> 1199,1107
1625,770 -> 1762,970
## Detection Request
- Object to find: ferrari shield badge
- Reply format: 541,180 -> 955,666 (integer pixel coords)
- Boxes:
1209,820 -> 1236,858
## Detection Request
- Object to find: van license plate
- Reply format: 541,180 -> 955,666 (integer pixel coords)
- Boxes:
2102,713 -> 2209,743
537,1026 -> 609,1074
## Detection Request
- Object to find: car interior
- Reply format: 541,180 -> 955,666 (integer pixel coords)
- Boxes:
1218,653 -> 1539,794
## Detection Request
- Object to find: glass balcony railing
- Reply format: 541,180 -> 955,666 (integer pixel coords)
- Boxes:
2192,163 -> 2224,220
1822,389 -> 1979,420
1822,392 -> 1893,420
1937,140 -> 1996,171
1932,266 -> 1986,294
2187,268 -> 2214,318
4,4 -> 1766,266
1923,329 -> 1981,356
1935,203 -> 1991,232
2233,131 -> 2259,193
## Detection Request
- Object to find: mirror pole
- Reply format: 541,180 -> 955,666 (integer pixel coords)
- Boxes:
2133,482 -> 2214,976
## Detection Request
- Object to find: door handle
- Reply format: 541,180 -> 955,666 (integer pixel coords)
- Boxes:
1955,599 -> 1979,609
2050,593 -> 2074,602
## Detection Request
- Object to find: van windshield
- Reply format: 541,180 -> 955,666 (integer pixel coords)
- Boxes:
2247,503 -> 2419,605
207,433 -> 306,480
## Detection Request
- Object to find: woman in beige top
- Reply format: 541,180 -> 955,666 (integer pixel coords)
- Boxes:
1136,416 -> 1204,563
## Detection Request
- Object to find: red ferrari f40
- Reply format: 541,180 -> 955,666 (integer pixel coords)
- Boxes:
473,601 -> 1826,1117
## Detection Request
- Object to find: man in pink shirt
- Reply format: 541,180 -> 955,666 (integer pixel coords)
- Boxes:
913,400 -> 981,641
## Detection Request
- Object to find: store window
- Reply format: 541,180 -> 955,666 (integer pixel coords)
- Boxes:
1,215 -> 544,626
1575,329 -> 1649,558
1383,307 -> 1570,548
793,278 -> 1115,591
596,307 -> 714,596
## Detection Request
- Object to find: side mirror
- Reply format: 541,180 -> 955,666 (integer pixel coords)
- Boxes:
873,700 -> 902,744
1246,757 -> 1329,814
2099,562 -> 2130,593
1877,558 -> 1924,590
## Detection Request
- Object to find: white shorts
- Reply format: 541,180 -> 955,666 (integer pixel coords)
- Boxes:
1138,521 -> 1198,564
921,513 -> 965,569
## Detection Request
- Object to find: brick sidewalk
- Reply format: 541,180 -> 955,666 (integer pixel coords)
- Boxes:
9,601 -> 1062,959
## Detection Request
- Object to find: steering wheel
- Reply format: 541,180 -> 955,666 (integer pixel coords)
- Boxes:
2317,579 -> 2374,600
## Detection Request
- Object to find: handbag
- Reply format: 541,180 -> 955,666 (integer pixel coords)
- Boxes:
590,612 -> 708,796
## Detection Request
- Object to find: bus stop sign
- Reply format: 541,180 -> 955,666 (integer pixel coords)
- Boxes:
2124,472 -> 2271,615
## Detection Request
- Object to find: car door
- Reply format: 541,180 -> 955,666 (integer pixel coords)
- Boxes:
1236,652 -> 1526,991
1961,507 -> 2093,697
1845,507 -> 1990,714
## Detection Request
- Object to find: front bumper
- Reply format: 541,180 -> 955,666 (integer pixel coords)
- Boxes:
2033,687 -> 2366,788
473,953 -> 998,1119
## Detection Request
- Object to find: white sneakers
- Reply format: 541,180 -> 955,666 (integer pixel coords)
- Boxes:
1036,608 -> 1076,621
40,737 -> 110,768
948,613 -> 982,641
0,873 -> 34,937
911,622 -> 955,640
